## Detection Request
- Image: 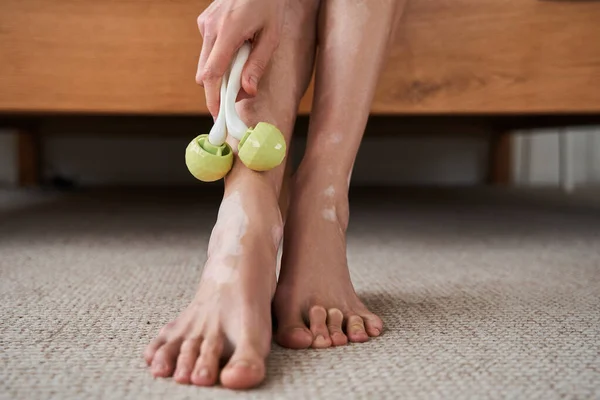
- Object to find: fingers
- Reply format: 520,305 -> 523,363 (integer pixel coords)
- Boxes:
242,30 -> 280,97
202,77 -> 222,120
196,34 -> 216,87
196,4 -> 279,116
198,30 -> 246,118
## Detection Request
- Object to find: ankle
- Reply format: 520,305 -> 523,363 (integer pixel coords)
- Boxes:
292,165 -> 350,231
295,160 -> 350,195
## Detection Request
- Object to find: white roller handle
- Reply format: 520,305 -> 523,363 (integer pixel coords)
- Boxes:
207,41 -> 251,145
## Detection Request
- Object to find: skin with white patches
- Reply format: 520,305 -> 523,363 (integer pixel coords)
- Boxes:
145,0 -> 322,390
202,262 -> 239,285
147,0 -> 405,388
202,191 -> 249,285
321,206 -> 337,222
322,185 -> 337,221
324,185 -> 335,198
209,191 -> 248,258
273,0 -> 406,350
330,133 -> 342,144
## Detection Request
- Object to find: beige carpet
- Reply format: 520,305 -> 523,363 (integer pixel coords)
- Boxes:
1,188 -> 599,399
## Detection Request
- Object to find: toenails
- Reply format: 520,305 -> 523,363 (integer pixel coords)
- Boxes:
174,368 -> 191,384
326,308 -> 348,346
275,326 -> 313,349
144,337 -> 165,366
220,357 -> 266,390
312,334 -> 332,348
346,315 -> 369,342
274,304 -> 383,349
190,337 -> 222,386
191,365 -> 215,386
151,340 -> 183,377
330,331 -> 348,346
174,338 -> 201,383
360,313 -> 384,337
151,361 -> 172,378
308,306 -> 332,348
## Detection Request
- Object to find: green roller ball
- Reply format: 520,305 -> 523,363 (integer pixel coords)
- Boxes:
238,122 -> 286,171
185,134 -> 233,182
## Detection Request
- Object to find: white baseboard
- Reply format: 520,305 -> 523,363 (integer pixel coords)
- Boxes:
512,126 -> 600,189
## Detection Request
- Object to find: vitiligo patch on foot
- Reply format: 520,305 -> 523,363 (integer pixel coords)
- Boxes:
329,133 -> 342,144
214,191 -> 248,257
203,262 -> 239,285
324,185 -> 336,198
322,207 -> 337,222
201,191 -> 249,285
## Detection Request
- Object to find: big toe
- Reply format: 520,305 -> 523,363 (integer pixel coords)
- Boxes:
275,324 -> 313,349
220,348 -> 266,390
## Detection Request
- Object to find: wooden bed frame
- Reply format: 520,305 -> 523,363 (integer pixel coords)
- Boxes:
1,0 -> 600,186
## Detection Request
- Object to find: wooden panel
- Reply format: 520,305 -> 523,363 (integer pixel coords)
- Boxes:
381,0 -> 600,114
0,0 -> 599,115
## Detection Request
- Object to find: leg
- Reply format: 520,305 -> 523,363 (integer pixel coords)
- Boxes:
273,0 -> 407,349
144,0 -> 319,389
278,150 -> 295,224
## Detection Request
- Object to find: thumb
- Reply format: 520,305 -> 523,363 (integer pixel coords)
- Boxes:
242,32 -> 279,97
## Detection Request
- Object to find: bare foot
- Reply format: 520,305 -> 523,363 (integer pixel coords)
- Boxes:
273,165 -> 383,349
144,182 -> 282,389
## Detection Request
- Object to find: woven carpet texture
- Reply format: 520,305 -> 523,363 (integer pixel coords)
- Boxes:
1,188 -> 599,399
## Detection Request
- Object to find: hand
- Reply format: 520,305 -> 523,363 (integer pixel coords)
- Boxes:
196,0 -> 285,118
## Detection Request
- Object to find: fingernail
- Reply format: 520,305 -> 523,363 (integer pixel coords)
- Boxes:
249,75 -> 258,87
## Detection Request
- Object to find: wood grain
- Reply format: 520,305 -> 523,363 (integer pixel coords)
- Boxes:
1,0 -> 599,115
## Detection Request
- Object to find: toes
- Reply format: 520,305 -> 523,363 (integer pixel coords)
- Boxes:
326,308 -> 348,346
191,337 -> 223,387
362,313 -> 384,337
346,315 -> 369,343
275,313 -> 312,349
309,306 -> 332,348
144,337 -> 166,366
220,344 -> 266,390
174,338 -> 201,384
151,339 -> 183,377
275,325 -> 313,349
